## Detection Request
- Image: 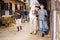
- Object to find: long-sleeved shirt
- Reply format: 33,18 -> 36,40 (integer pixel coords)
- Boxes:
14,10 -> 22,19
38,9 -> 47,20
14,13 -> 21,19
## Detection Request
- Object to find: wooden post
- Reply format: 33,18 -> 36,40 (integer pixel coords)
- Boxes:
50,0 -> 56,40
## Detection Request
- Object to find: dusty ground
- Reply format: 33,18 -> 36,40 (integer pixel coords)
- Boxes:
0,22 -> 51,40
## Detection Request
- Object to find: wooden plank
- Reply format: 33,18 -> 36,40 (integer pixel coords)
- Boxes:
56,11 -> 60,40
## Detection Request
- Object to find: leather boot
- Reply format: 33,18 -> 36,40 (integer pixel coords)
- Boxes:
17,27 -> 19,31
20,26 -> 22,30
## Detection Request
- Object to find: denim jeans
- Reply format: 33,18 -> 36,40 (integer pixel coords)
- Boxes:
24,15 -> 28,21
38,20 -> 47,33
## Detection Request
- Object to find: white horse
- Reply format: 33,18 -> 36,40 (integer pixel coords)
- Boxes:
29,5 -> 38,34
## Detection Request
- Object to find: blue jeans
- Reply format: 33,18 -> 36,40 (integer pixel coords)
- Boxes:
24,15 -> 28,21
39,20 -> 47,33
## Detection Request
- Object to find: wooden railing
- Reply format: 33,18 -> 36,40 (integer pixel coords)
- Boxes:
56,11 -> 60,40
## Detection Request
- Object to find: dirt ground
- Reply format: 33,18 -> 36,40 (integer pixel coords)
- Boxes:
0,22 -> 51,40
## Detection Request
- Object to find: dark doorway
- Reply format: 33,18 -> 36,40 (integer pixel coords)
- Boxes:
15,4 -> 18,11
0,1 -> 5,16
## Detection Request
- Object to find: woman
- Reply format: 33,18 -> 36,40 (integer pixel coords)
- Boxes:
14,10 -> 22,31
